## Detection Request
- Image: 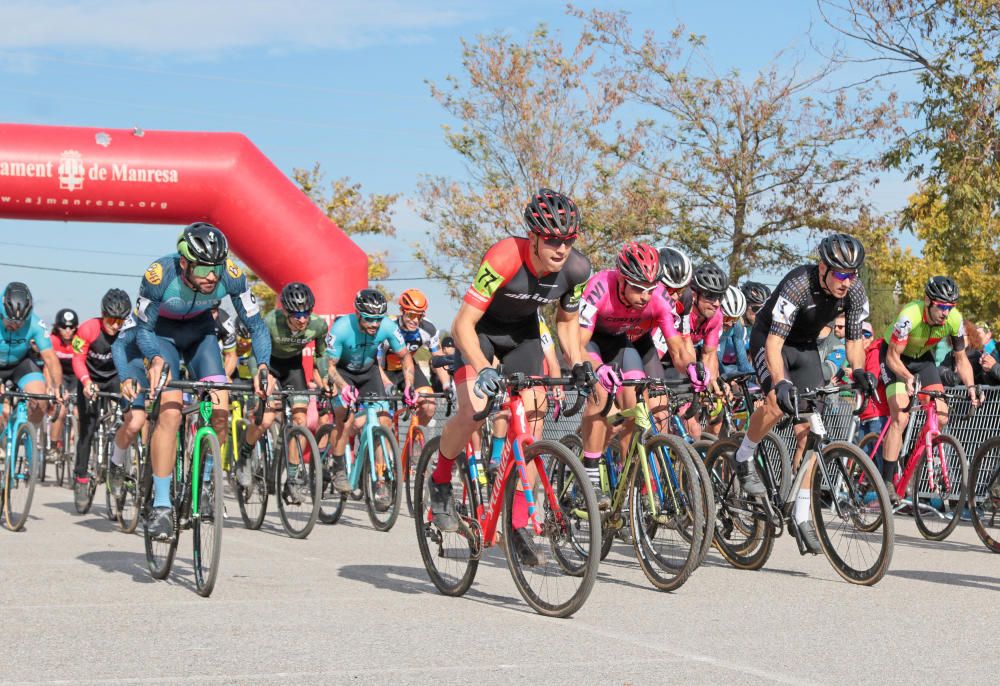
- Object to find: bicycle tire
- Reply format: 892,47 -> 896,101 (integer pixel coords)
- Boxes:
546,437 -> 617,563
276,425 -> 322,539
76,438 -> 100,515
704,438 -> 774,570
235,420 -> 268,530
758,431 -> 792,503
315,424 -> 347,525
363,425 -> 402,532
192,431 -> 224,597
413,435 -> 479,596
503,440 -> 600,618
811,442 -> 894,585
141,456 -> 178,580
404,424 -> 427,517
968,437 -> 1000,553
54,450 -> 66,487
103,431 -> 120,523
62,415 -> 77,490
674,437 -> 714,566
117,436 -> 143,534
630,435 -> 704,591
4,423 -> 38,531
912,434 -> 967,541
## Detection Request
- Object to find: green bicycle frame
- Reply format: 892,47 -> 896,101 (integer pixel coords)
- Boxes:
188,397 -> 215,516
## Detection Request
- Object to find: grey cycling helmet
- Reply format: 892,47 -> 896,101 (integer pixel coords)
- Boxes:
177,222 -> 228,265
818,233 -> 865,271
280,282 -> 315,313
54,308 -> 79,328
3,282 -> 33,321
354,288 -> 388,318
101,289 -> 132,319
691,262 -> 729,298
740,281 -> 771,307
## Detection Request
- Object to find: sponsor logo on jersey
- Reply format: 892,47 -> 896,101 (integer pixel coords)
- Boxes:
892,317 -> 913,341
71,336 -> 85,353
772,296 -> 797,326
144,262 -> 163,285
471,261 -> 503,300
226,258 -> 242,279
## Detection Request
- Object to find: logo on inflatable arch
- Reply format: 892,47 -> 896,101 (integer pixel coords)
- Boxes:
58,150 -> 85,192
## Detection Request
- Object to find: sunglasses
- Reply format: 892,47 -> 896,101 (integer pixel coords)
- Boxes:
288,310 -> 312,320
699,293 -> 723,304
831,270 -> 858,281
931,301 -> 955,312
102,316 -> 125,327
57,324 -> 77,330
190,263 -> 223,278
749,305 -> 762,313
541,235 -> 577,248
624,279 -> 658,294
401,310 -> 424,320
358,312 -> 385,323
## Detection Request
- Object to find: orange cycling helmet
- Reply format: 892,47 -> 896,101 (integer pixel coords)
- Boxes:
398,288 -> 428,314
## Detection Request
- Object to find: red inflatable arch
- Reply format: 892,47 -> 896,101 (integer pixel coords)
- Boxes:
0,122 -> 367,314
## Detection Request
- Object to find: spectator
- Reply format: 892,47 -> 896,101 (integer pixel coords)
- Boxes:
977,321 -> 996,357
819,315 -> 846,381
857,323 -> 888,467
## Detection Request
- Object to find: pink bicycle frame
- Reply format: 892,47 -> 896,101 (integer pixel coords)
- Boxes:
863,394 -> 951,496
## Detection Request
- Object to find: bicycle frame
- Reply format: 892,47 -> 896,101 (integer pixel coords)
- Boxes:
344,403 -> 392,490
182,396 -> 215,517
3,399 -> 32,488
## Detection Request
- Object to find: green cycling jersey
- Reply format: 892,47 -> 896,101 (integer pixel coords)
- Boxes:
885,299 -> 964,359
264,310 -> 329,376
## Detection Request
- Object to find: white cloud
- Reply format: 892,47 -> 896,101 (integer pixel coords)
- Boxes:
0,0 -> 484,53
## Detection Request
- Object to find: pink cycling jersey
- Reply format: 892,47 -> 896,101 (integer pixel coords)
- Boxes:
579,270 -> 681,342
652,288 -> 722,357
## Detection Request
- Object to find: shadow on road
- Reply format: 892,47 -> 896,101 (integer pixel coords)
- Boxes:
889,568 -> 1000,592
894,532 -> 985,554
44,500 -> 120,533
77,550 -> 156,584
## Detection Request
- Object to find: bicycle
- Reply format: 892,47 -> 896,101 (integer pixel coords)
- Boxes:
1,384 -> 56,531
558,377 -> 706,591
414,372 -> 600,618
968,435 -> 1000,553
236,386 -> 322,539
317,392 -> 403,531
705,385 -> 894,585
140,377 -> 247,597
396,390 -> 452,516
857,384 -> 969,541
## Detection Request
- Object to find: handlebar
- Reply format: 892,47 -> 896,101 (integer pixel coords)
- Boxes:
472,374 -> 589,423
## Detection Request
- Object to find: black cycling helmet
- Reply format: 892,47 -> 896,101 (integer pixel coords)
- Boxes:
691,262 -> 729,298
101,288 -> 132,319
236,320 -> 251,339
441,336 -> 455,348
740,281 -> 771,307
523,188 -> 580,239
818,233 -> 865,271
54,308 -> 79,328
3,282 -> 33,322
280,282 -> 315,313
354,288 -> 388,318
658,246 -> 692,289
177,222 -> 228,265
925,275 -> 960,304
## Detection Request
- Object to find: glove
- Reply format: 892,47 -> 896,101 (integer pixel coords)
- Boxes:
774,379 -> 797,416
596,364 -> 623,393
403,385 -> 419,408
851,369 -> 877,397
446,384 -> 457,407
339,385 -> 359,407
571,361 -> 597,388
687,362 -> 710,393
473,367 -> 503,399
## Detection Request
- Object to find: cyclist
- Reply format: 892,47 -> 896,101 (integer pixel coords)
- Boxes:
427,188 -> 595,566
236,282 -> 328,504
740,281 -> 771,332
380,288 -> 450,430
48,308 -> 79,457
0,282 -> 62,430
578,242 -> 678,508
71,289 -> 147,511
658,246 -> 693,300
878,276 -> 979,500
324,288 -> 415,511
232,320 -> 254,381
732,233 -> 875,553
122,223 -> 272,540
211,306 -> 238,380
718,285 -> 752,376
631,246 -> 696,382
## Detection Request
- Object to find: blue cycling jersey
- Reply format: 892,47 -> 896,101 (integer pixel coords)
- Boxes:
325,314 -> 404,373
133,254 -> 271,366
718,323 -> 753,376
0,313 -> 51,367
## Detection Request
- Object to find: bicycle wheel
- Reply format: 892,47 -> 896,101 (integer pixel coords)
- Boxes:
276,425 -> 322,539
757,431 -> 792,503
703,438 -> 774,570
4,424 -> 38,531
54,448 -> 66,487
362,425 -> 402,532
192,431 -> 224,597
547,438 -> 617,563
404,424 -> 427,517
76,438 -> 100,515
62,415 -> 77,490
103,431 -> 120,522
117,436 -> 144,534
141,457 -> 178,580
913,434 -> 967,541
414,435 -> 479,596
235,420 -> 268,530
673,437 -> 714,566
630,435 -> 704,591
969,437 -> 1000,553
811,442 -> 893,585
503,440 -> 600,618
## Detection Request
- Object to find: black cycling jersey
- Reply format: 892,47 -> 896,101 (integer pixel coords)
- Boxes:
753,265 -> 869,346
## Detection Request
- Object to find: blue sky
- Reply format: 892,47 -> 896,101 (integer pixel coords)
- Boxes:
0,0 -> 918,326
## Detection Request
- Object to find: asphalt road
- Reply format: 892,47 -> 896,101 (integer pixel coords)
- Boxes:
1,480 -> 996,685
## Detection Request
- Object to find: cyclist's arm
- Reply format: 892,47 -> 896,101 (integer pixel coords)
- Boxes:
452,302 -> 491,372
71,321 -> 95,386
223,349 -> 237,380
226,275 -> 271,368
111,326 -> 142,383
133,263 -> 168,363
555,306 -> 584,366
885,313 -> 915,383
39,348 -> 63,389
312,319 -> 330,379
844,338 -> 865,377
763,333 -> 788,385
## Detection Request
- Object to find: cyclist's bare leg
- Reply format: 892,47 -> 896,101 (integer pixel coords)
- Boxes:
152,392 -> 183,478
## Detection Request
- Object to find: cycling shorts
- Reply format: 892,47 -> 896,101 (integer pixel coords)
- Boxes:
877,342 -> 944,398
154,313 -> 226,383
630,333 -> 667,380
0,357 -> 45,390
585,333 -> 645,380
749,329 -> 824,402
333,366 -> 389,412
270,354 -> 310,407
385,365 -> 431,392
454,326 -> 544,383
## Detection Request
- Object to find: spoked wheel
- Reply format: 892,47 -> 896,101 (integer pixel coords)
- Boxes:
114,435 -> 144,534
315,424 -> 347,525
969,437 -> 1000,553
235,421 -> 268,530
811,442 -> 894,585
362,426 -> 402,532
912,435 -> 967,541
704,438 -> 774,571
403,424 -> 427,517
275,425 -> 322,539
4,424 -> 38,531
414,436 -> 480,597
630,435 -> 704,591
673,437 -> 714,567
192,431 -> 224,597
141,457 -> 178,580
54,451 -> 66,488
503,440 -> 600,618
757,431 -> 792,503
104,434 -> 120,523
60,416 -> 77,490
548,437 -> 616,563
77,440 -> 100,515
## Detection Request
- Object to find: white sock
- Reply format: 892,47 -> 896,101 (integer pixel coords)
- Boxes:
793,488 -> 811,525
111,442 -> 128,467
425,417 -> 436,428
734,435 -> 759,463
585,467 -> 601,489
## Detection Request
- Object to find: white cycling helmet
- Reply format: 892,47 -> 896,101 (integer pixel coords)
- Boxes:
721,285 -> 747,318
658,246 -> 692,289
